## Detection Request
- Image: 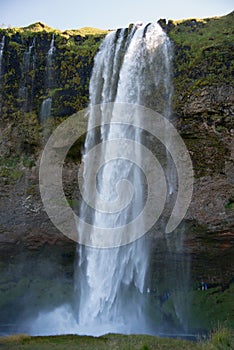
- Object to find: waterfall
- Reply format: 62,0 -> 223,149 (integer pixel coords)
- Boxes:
0,36 -> 5,78
39,34 -> 55,122
27,21 -> 193,337
76,23 -> 173,336
0,36 -> 5,113
46,34 -> 55,90
18,38 -> 36,111
39,97 -> 52,122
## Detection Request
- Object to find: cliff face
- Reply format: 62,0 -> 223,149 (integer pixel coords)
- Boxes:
0,14 -> 233,252
0,23 -> 107,249
0,23 -> 107,159
168,12 -> 234,230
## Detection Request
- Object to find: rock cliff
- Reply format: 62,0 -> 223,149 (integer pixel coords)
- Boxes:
0,13 -> 233,270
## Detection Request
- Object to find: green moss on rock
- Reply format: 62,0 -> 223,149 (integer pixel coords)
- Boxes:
0,23 -> 107,159
168,12 -> 234,115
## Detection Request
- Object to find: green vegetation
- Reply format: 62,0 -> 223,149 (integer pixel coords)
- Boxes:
66,198 -> 80,209
144,284 -> 234,332
0,155 -> 35,169
0,156 -> 21,168
168,11 -> 234,111
0,22 -> 108,38
170,12 -> 233,64
181,127 -> 228,178
165,11 -> 234,178
0,156 -> 23,184
0,245 -> 75,326
62,26 -> 109,37
0,333 -> 200,350
0,13 -> 233,171
0,15 -> 233,350
0,167 -> 23,184
0,328 -> 233,350
189,284 -> 234,330
225,197 -> 234,210
0,21 -> 107,162
201,325 -> 234,350
0,155 -> 36,185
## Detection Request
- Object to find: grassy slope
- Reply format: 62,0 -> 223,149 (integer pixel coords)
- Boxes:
168,11 -> 234,109
170,12 -> 233,61
2,21 -> 108,37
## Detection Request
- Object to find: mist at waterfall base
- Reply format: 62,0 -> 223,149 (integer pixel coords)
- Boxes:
21,23 -> 191,337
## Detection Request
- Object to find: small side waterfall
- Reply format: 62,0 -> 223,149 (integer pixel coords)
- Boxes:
76,23 -> 173,335
39,97 -> 52,122
18,38 -> 36,111
39,34 -> 55,122
0,36 -> 5,78
46,34 -> 55,91
0,36 -> 5,113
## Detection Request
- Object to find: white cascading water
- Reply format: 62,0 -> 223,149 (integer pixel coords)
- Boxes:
39,97 -> 52,122
27,23 -> 177,337
0,36 -> 5,78
19,38 -> 36,111
46,34 -> 55,90
0,36 -> 5,113
76,23 -> 173,336
40,34 -> 55,122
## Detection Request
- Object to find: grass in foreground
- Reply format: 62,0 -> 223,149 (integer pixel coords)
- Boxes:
0,328 -> 233,350
0,333 -> 199,350
200,325 -> 234,350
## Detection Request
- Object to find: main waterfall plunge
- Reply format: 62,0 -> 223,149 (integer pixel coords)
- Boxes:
76,23 -> 172,335
28,23 -> 192,336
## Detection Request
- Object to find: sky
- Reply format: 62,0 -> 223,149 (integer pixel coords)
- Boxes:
1,0 -> 233,30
